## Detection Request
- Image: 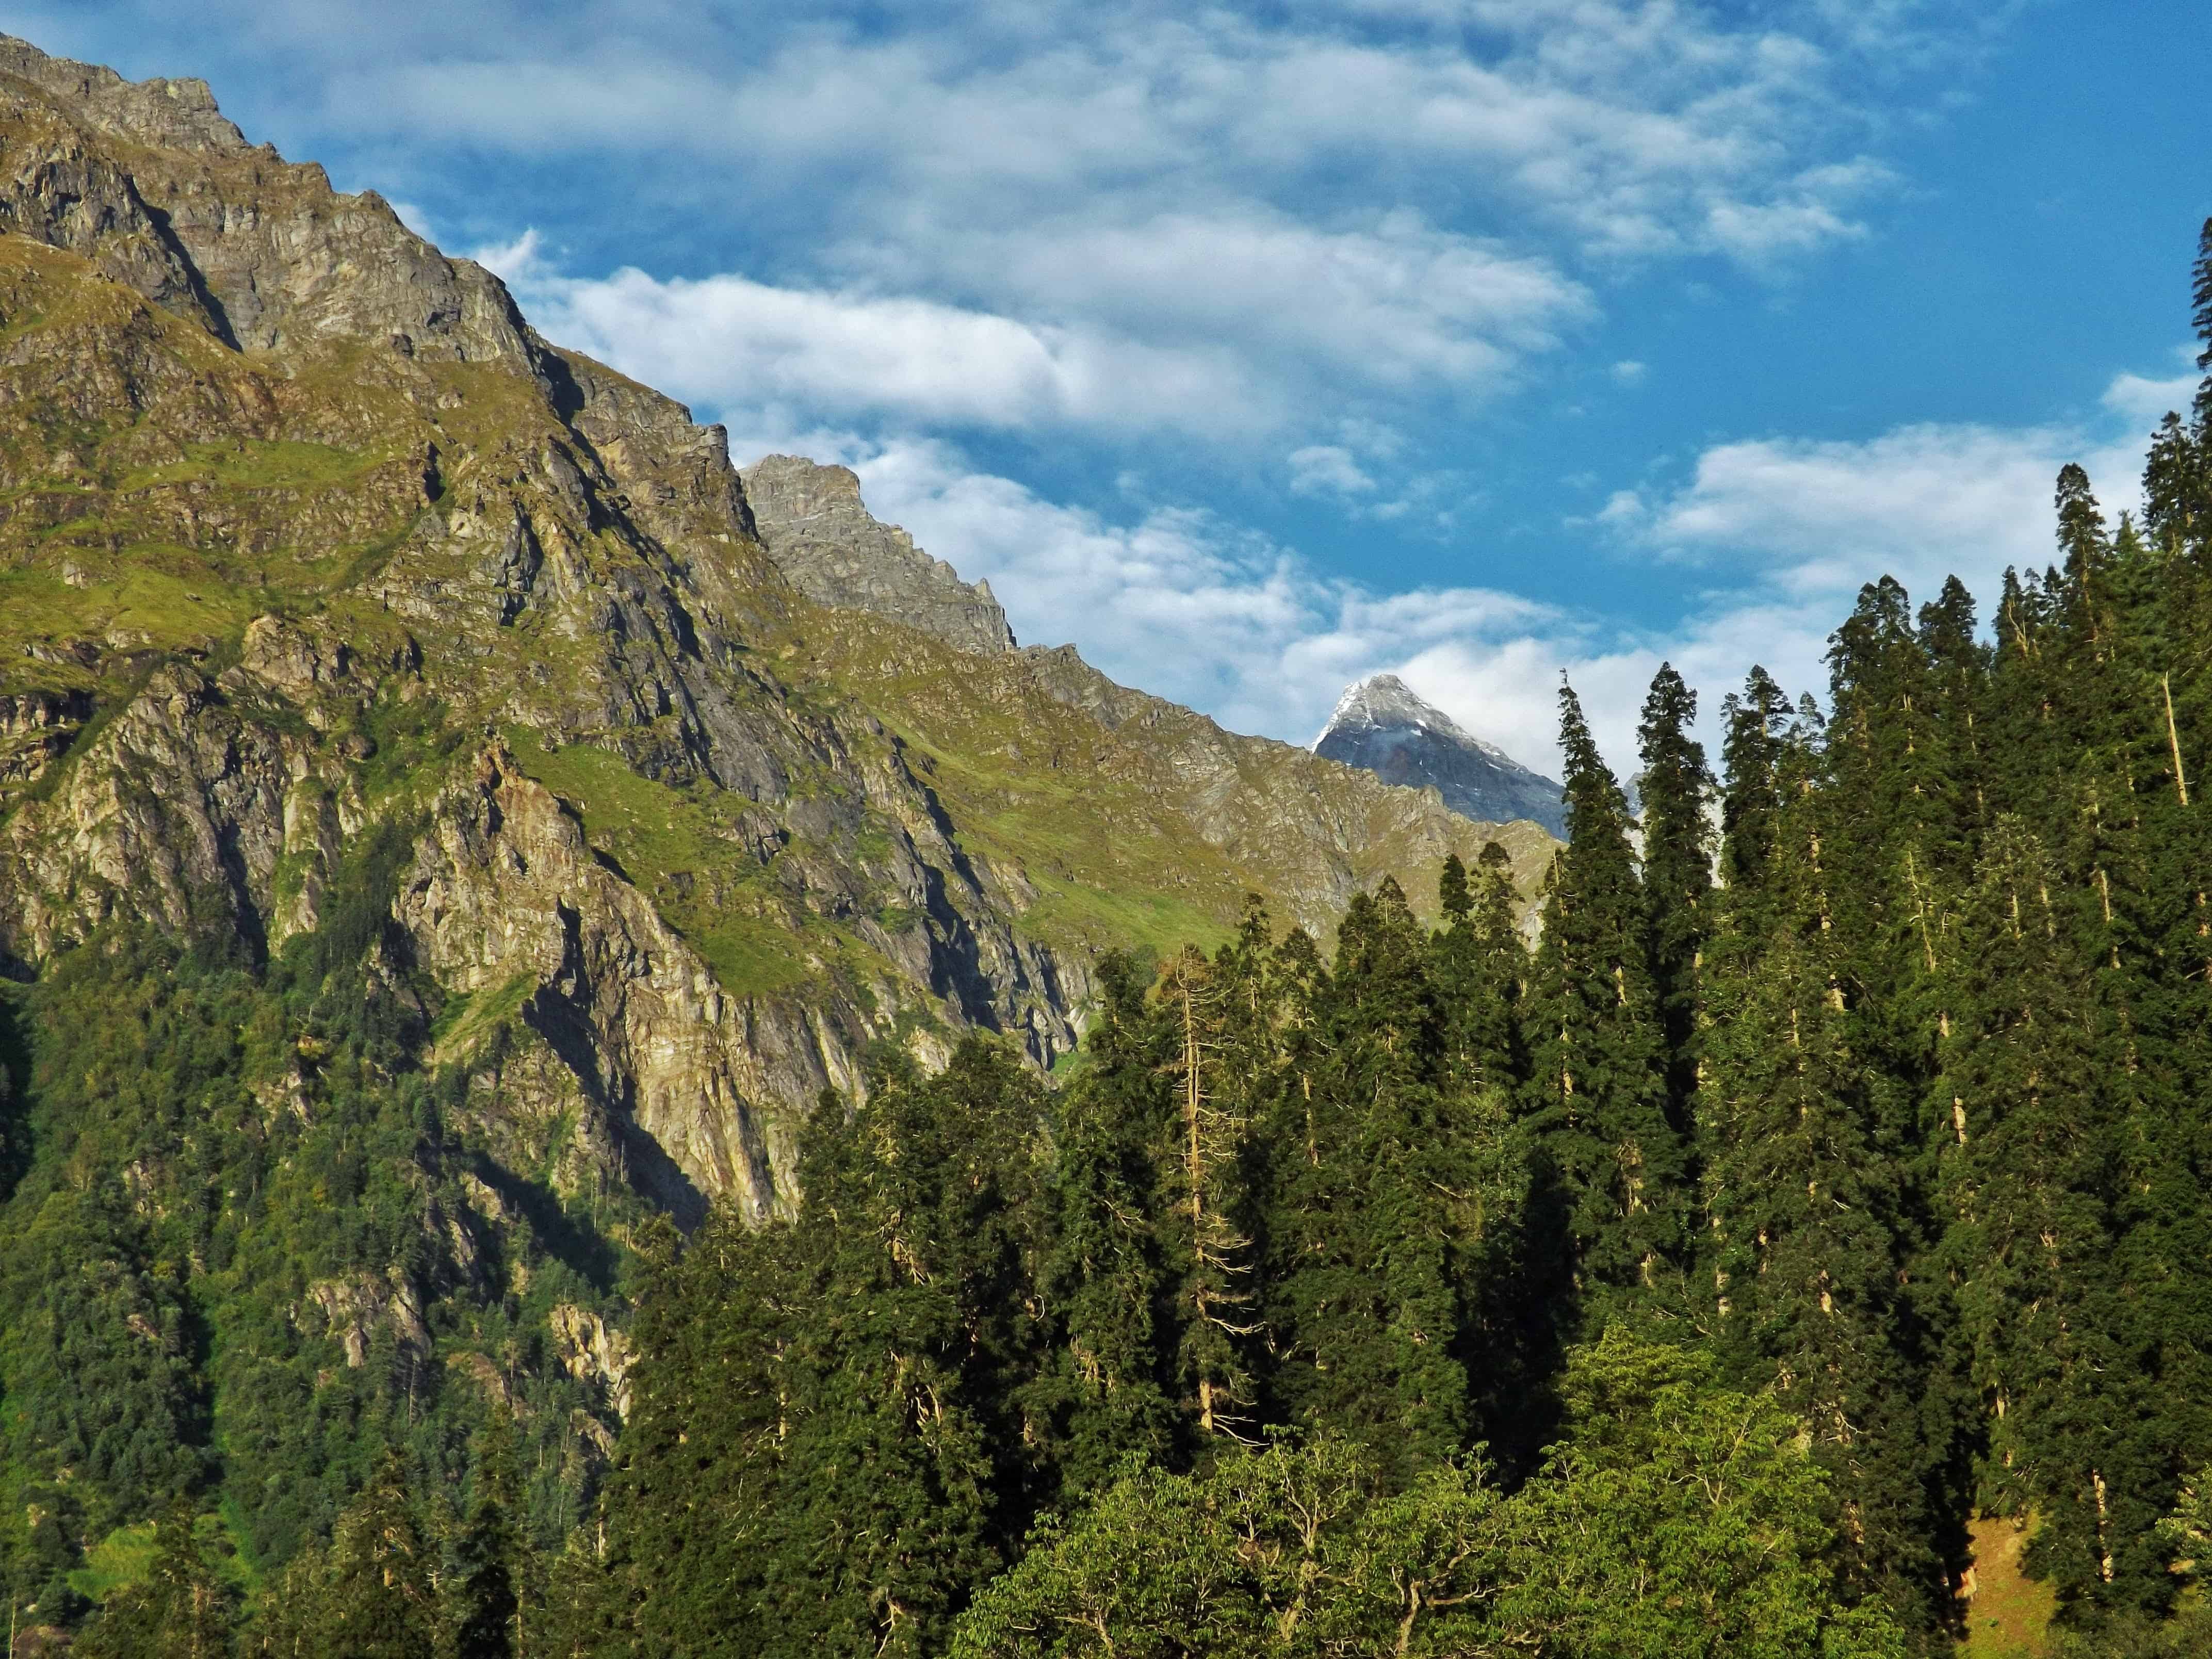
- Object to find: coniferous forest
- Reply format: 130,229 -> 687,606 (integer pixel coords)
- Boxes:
19,231 -> 2212,1655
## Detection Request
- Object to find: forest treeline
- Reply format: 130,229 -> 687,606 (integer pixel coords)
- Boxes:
20,225 -> 2212,1655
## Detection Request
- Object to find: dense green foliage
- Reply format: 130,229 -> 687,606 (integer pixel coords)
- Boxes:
953,1333 -> 1908,1659
0,833 -> 639,1647
15,222 -> 2212,1655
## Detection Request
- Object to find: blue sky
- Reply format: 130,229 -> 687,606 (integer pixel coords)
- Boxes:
4,1 -> 2206,773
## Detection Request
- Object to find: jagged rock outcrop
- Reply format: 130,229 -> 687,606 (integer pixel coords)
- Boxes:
1316,673 -> 1568,837
740,453 -> 1017,654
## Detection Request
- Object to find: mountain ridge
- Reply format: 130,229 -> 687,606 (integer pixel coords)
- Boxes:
0,29 -> 1556,1219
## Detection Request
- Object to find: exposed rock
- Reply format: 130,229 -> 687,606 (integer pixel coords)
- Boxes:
308,1269 -> 432,1370
1315,673 -> 1568,838
549,1302 -> 635,1419
740,454 -> 1016,655
397,745 -> 798,1223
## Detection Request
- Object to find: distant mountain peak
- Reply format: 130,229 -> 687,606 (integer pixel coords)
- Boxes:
1321,674 -> 1519,763
1315,673 -> 1566,836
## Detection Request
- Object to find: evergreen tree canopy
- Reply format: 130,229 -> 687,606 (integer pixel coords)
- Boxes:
1524,680 -> 1690,1319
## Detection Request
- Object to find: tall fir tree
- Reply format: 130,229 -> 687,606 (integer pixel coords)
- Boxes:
1702,716 -> 1958,1641
1523,680 -> 1690,1326
584,1208 -> 795,1656
1637,662 -> 1715,1144
448,1410 -> 527,1659
1045,951 -> 1183,1499
1263,880 -> 1530,1483
1717,665 -> 1794,930
1432,844 -> 1525,1096
297,1454 -> 441,1659
1157,942 -> 1264,1446
768,1041 -> 1053,1657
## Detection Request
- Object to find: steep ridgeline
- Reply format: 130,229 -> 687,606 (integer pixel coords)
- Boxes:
0,33 -> 1555,1612
1316,672 -> 1568,835
740,453 -> 1016,654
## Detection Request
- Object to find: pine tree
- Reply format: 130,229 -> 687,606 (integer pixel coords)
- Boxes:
1701,736 -> 1954,1636
1523,680 -> 1690,1325
1433,844 -> 1525,1095
311,1454 -> 441,1659
1822,576 -> 1974,1182
766,1040 -> 1053,1657
1637,662 -> 1714,1141
1157,944 -> 1263,1446
448,1411 -> 526,1659
1918,576 -> 1990,850
2143,412 -> 2207,555
1717,665 -> 1794,924
2192,215 -> 2212,434
588,1208 -> 795,1655
2055,465 -> 2113,648
1271,880 -> 1534,1481
1046,952 -> 1182,1498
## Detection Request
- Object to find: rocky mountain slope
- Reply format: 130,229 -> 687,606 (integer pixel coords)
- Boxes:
0,32 -> 1567,1606
0,23 -> 1553,1421
1316,673 -> 1568,836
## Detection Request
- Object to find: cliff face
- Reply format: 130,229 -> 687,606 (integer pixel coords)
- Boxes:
1316,673 -> 1568,837
740,454 -> 1017,655
0,35 -> 1552,1232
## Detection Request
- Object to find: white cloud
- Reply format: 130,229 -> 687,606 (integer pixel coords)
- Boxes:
489,215 -> 1590,444
495,258 -> 1271,438
1614,402 -> 2153,603
2101,350 -> 2198,430
294,0 -> 1983,483
28,0 -> 2017,559
1609,359 -> 1647,385
346,5 -> 1912,278
825,436 -> 1591,764
1289,446 -> 1378,498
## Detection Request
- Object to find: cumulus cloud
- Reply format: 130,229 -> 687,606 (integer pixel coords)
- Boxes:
812,436 -> 1596,764
2101,351 -> 2199,429
487,261 -> 1264,439
1606,398 -> 2156,605
488,212 -> 1589,443
22,0 -> 2027,589
15,0 -> 2063,783
709,430 -> 1812,777
329,2 -> 1914,274
45,0 -> 1987,469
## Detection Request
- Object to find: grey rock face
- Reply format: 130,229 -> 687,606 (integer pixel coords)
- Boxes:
0,32 -> 550,369
1315,674 -> 1567,837
739,454 -> 1017,655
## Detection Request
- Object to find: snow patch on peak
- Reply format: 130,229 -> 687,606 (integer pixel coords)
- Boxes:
1316,672 -> 1481,751
1312,670 -> 1567,836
